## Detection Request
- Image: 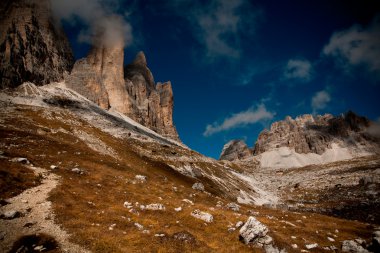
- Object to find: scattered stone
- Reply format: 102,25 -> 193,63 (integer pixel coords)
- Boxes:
342,240 -> 369,252
291,244 -> 298,249
226,202 -> 240,212
172,231 -> 196,244
182,199 -> 194,205
239,216 -> 269,245
191,209 -> 213,223
145,203 -> 165,211
135,175 -> 147,182
328,237 -> 335,242
134,223 -> 144,231
142,230 -> 150,234
264,244 -> 287,253
34,245 -> 46,251
291,236 -> 297,239
235,221 -> 244,228
123,201 -> 133,208
305,243 -> 318,249
174,207 -> 182,212
23,222 -> 35,228
155,234 -> 165,237
50,165 -> 58,170
71,168 -> 84,174
1,210 -> 21,219
108,224 -> 116,231
192,182 -> 205,191
228,227 -> 236,233
11,157 -> 30,164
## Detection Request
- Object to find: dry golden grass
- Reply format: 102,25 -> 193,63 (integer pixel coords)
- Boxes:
0,156 -> 41,199
0,104 -> 375,252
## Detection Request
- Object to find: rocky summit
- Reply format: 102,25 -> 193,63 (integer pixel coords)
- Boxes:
0,0 -> 74,89
220,140 -> 252,161
220,111 -> 379,162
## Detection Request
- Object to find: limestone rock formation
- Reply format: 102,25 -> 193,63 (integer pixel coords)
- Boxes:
124,52 -> 179,140
0,0 -> 74,89
220,111 -> 379,161
253,111 -> 372,155
66,39 -> 131,112
67,49 -> 179,141
220,140 -> 252,161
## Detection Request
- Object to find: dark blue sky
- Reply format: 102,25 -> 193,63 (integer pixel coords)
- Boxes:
57,0 -> 380,159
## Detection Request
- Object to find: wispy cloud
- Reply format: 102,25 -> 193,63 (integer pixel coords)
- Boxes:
203,104 -> 274,136
283,59 -> 313,82
51,0 -> 133,47
311,90 -> 331,113
323,15 -> 380,77
168,0 -> 262,61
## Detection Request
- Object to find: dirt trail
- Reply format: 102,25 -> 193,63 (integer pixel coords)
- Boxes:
0,165 -> 90,252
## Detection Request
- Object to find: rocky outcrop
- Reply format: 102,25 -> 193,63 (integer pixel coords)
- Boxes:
66,39 -> 131,112
0,0 -> 74,89
124,52 -> 179,140
67,49 -> 180,141
220,140 -> 252,161
253,111 -> 372,155
220,111 -> 379,162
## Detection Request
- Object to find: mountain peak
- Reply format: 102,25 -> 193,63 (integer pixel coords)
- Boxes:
132,51 -> 147,66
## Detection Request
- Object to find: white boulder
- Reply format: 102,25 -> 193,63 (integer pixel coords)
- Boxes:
191,209 -> 213,223
192,182 -> 205,191
305,243 -> 318,249
239,216 -> 269,244
226,202 -> 240,212
135,175 -> 147,182
342,240 -> 369,253
145,203 -> 165,211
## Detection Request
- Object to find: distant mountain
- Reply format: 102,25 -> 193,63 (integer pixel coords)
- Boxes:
220,112 -> 380,168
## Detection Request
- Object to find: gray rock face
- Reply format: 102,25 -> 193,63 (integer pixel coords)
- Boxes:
0,0 -> 74,89
220,140 -> 252,161
253,111 -> 372,155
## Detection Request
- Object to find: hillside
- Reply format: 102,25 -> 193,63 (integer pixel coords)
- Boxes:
0,83 -> 379,252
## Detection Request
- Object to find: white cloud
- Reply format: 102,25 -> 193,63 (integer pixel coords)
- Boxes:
51,0 -> 133,47
323,15 -> 380,75
311,90 -> 331,113
168,0 -> 262,60
203,104 -> 274,136
283,59 -> 312,81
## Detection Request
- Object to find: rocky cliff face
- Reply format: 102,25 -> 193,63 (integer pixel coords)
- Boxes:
220,140 -> 252,161
67,49 -> 179,141
220,111 -> 378,161
0,0 -> 74,89
0,0 -> 179,141
253,111 -> 372,155
124,52 -> 179,140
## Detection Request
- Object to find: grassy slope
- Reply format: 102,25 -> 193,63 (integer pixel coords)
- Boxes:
0,103 -> 374,252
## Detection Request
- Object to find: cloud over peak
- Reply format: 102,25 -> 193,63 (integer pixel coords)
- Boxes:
283,59 -> 313,82
323,15 -> 380,76
203,104 -> 274,136
51,0 -> 133,47
311,90 -> 331,114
